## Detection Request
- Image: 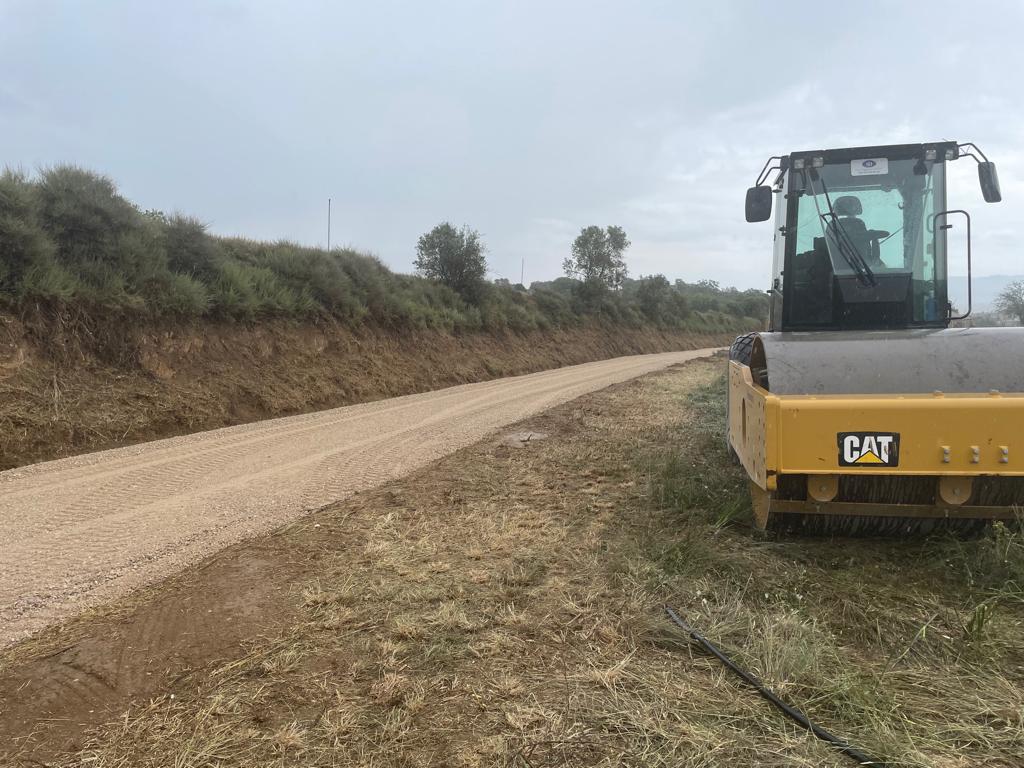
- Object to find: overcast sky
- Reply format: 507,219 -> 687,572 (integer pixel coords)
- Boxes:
2,0 -> 1021,289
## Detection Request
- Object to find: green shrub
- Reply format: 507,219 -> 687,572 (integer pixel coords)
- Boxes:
254,241 -> 362,319
73,258 -> 145,311
16,260 -> 77,302
147,271 -> 211,317
0,171 -> 60,295
35,165 -> 139,268
165,216 -> 222,278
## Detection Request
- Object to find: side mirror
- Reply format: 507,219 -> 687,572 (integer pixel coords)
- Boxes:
978,162 -> 1002,203
745,185 -> 773,222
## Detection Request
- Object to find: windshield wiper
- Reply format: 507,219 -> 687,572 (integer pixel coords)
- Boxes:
809,171 -> 877,287
824,211 -> 877,287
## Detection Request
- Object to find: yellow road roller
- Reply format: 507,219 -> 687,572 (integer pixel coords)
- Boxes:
729,141 -> 1024,534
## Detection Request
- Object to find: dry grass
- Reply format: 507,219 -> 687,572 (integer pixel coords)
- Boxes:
33,358 -> 1024,767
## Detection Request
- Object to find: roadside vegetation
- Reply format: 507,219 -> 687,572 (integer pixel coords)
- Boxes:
0,165 -> 765,333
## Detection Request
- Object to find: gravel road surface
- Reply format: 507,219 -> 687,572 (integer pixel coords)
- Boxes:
0,349 -> 716,645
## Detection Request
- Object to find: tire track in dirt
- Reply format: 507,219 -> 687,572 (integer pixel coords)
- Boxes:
0,349 -> 717,645
0,548 -> 291,760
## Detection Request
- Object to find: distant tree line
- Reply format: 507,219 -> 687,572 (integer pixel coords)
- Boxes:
414,220 -> 767,326
0,165 -> 764,334
952,281 -> 1024,327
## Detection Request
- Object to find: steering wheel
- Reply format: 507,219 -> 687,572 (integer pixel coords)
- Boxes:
865,229 -> 891,268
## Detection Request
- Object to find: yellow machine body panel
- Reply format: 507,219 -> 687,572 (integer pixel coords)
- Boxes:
729,360 -> 1024,492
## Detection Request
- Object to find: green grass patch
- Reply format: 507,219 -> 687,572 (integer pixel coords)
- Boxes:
650,372 -> 750,528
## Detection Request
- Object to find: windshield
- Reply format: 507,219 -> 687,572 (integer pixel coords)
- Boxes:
784,156 -> 947,328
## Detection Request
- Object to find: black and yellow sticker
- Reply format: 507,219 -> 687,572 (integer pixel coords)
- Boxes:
838,432 -> 900,467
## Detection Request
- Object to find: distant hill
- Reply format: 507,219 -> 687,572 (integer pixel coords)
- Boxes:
948,274 -> 1022,312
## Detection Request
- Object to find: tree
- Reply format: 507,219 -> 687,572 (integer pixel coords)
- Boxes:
563,225 -> 629,291
635,274 -> 672,321
735,288 -> 769,320
995,280 -> 1024,325
414,223 -> 487,303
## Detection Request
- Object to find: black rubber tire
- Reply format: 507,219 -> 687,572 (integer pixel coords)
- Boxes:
729,331 -> 758,364
725,332 -> 759,461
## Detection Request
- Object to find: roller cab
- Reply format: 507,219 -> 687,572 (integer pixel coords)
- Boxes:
732,141 -> 1022,534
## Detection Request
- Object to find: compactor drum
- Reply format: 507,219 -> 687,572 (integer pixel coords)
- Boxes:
730,141 -> 1024,534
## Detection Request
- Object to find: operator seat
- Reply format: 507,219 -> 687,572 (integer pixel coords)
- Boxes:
827,196 -> 874,271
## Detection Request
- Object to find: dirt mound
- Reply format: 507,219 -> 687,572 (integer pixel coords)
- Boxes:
0,310 -> 738,469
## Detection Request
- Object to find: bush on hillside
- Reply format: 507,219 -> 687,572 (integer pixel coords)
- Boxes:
0,171 -> 68,299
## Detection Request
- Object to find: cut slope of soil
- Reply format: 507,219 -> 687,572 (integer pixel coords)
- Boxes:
0,310 -> 739,469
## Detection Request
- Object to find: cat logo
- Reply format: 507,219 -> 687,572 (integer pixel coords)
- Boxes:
838,432 -> 900,467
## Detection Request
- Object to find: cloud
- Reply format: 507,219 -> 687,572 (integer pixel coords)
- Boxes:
0,1 -> 1020,289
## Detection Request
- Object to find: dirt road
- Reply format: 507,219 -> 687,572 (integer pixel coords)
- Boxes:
0,349 -> 716,645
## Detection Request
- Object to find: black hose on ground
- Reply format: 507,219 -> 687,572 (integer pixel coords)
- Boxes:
664,606 -> 888,767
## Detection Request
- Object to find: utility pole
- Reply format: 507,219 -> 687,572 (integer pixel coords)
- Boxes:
327,198 -> 332,251
520,258 -> 525,286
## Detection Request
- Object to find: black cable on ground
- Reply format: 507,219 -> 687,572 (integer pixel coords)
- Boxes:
664,605 -> 888,767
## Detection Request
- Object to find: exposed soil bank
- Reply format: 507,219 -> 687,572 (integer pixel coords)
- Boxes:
0,311 -> 739,469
